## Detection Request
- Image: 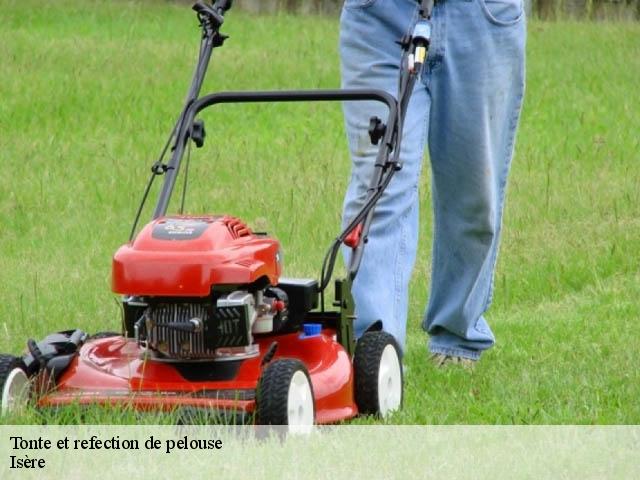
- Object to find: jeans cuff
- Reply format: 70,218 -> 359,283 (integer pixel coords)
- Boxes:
429,345 -> 481,361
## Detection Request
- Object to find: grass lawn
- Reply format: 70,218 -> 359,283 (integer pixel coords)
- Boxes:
0,0 -> 639,424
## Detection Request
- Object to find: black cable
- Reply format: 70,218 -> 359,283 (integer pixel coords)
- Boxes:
128,163 -> 174,241
317,48 -> 417,290
319,241 -> 334,310
179,136 -> 192,214
128,121 -> 178,241
128,23 -> 214,239
129,171 -> 158,242
318,165 -> 398,294
319,239 -> 342,294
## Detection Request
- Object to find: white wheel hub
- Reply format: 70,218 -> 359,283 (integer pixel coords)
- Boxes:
377,344 -> 402,417
287,370 -> 314,433
1,368 -> 29,416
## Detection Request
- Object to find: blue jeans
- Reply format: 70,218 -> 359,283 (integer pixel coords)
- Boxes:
340,0 -> 526,359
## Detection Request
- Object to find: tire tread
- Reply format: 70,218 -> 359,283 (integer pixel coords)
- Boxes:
353,331 -> 402,416
0,355 -> 27,383
256,358 -> 313,425
0,354 -> 29,413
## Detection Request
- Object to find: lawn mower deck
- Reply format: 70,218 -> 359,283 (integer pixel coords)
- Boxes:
37,328 -> 356,424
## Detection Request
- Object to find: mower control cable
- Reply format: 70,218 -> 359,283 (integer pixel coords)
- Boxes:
128,1 -> 230,241
318,1 -> 434,301
128,162 -> 175,241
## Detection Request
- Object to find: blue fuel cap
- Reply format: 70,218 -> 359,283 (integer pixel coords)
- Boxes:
302,323 -> 322,337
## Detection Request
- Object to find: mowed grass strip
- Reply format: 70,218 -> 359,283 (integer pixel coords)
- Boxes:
0,1 -> 639,424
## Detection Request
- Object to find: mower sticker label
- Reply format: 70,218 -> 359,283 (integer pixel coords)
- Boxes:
152,219 -> 209,240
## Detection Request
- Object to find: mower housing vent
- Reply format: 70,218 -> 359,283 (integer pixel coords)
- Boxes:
222,216 -> 252,239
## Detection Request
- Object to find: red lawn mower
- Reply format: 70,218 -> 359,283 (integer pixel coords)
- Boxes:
1,0 -> 434,427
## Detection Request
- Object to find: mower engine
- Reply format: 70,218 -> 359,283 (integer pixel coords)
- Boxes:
112,215 -> 315,361
125,287 -> 288,360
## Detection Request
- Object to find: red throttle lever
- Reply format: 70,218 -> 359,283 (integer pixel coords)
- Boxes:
344,223 -> 364,249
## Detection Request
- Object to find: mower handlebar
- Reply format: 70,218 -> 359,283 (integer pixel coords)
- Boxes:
152,89 -> 398,221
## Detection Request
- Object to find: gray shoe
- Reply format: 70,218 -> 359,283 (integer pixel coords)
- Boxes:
430,353 -> 477,369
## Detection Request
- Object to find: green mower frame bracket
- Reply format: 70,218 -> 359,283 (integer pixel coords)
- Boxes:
334,277 -> 356,357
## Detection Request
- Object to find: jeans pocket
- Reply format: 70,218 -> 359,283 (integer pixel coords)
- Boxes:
477,0 -> 524,26
343,0 -> 379,9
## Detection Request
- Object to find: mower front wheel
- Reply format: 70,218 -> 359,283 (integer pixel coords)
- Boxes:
256,359 -> 315,432
0,355 -> 31,416
353,331 -> 403,418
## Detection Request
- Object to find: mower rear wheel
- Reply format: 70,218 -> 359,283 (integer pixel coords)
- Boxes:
256,359 -> 314,432
353,331 -> 403,417
0,355 -> 30,416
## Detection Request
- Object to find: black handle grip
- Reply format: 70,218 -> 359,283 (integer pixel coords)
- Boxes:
214,0 -> 233,12
192,1 -> 224,27
192,1 -> 211,15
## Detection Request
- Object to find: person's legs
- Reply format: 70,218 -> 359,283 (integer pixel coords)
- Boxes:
422,0 -> 526,360
340,0 -> 427,351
